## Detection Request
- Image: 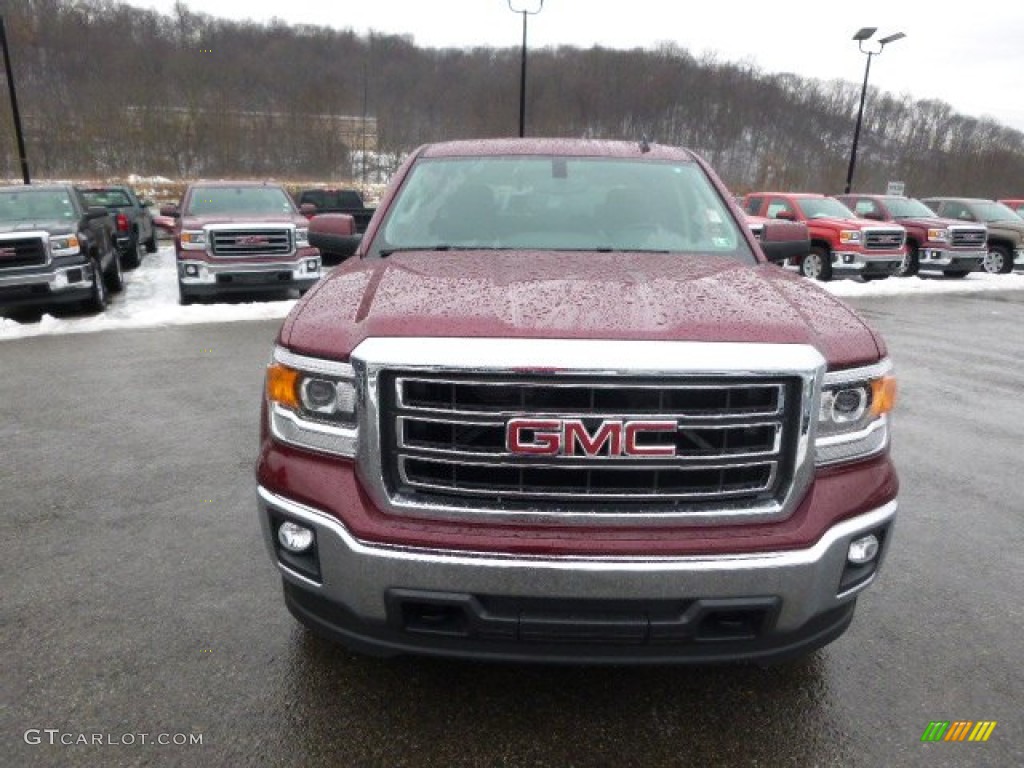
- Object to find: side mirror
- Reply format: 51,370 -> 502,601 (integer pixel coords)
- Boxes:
86,205 -> 109,220
308,213 -> 359,261
299,203 -> 317,217
160,204 -> 179,218
759,220 -> 811,264
153,215 -> 176,232
774,210 -> 796,222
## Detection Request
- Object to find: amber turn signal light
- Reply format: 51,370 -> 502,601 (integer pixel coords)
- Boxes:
870,376 -> 897,417
266,363 -> 300,409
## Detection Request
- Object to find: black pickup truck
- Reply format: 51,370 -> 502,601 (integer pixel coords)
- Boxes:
80,185 -> 157,269
295,188 -> 375,261
0,184 -> 123,314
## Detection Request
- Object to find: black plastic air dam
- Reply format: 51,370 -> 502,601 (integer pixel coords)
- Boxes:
282,581 -> 856,665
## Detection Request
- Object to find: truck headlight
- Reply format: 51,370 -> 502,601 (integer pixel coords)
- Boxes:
265,347 -> 357,457
49,234 -> 80,255
181,230 -> 207,250
816,360 -> 896,466
295,227 -> 309,248
839,230 -> 862,244
926,228 -> 949,243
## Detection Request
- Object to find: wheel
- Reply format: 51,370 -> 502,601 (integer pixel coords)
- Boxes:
800,246 -> 833,281
982,244 -> 1013,274
943,269 -> 970,279
123,237 -> 143,269
897,245 -> 920,277
105,249 -> 125,293
144,232 -> 158,253
85,257 -> 109,312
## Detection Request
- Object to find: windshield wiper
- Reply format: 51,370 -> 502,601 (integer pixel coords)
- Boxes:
377,245 -> 502,258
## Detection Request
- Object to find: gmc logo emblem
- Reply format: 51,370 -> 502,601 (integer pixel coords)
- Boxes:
506,418 -> 677,457
237,235 -> 269,245
0,247 -> 17,257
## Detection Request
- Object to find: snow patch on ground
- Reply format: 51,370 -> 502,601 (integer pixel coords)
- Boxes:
0,248 -> 296,341
2,250 -> 1023,342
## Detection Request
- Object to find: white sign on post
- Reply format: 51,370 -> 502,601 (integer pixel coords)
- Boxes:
886,181 -> 905,196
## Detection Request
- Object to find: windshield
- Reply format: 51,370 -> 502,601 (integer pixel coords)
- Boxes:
973,201 -> 1019,222
0,189 -> 76,222
373,156 -> 753,261
185,186 -> 296,216
885,198 -> 937,218
81,189 -> 133,208
795,197 -> 856,219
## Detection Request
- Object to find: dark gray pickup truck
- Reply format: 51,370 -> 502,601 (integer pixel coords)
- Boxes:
80,185 -> 157,269
296,188 -> 375,261
0,184 -> 123,314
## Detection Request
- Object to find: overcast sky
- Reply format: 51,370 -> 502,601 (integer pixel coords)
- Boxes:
132,0 -> 1024,133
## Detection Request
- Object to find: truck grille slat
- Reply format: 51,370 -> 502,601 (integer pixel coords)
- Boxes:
382,374 -> 797,510
0,236 -> 47,269
210,228 -> 291,257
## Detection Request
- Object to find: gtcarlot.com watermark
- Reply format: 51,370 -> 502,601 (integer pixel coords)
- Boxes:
24,729 -> 203,747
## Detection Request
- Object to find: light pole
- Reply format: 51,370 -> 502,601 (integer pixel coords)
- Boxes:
0,16 -> 30,184
844,27 -> 905,194
507,0 -> 543,138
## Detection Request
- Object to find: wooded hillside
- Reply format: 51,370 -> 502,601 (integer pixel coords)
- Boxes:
1,0 -> 1022,197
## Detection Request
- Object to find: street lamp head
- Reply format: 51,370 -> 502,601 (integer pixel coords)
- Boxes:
852,27 -> 877,41
878,32 -> 906,46
508,0 -> 544,14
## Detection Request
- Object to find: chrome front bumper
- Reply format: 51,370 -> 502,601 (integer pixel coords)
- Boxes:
258,485 -> 896,637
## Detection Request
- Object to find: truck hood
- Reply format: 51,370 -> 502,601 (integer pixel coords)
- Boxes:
0,220 -> 75,235
894,215 -> 974,229
805,216 -> 899,231
179,214 -> 306,228
984,219 -> 1024,238
282,251 -> 883,368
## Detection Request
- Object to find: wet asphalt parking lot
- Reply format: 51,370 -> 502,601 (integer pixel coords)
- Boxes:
2,290 -> 1022,767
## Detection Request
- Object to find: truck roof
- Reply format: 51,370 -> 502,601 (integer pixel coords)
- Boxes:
186,180 -> 287,188
418,138 -> 698,162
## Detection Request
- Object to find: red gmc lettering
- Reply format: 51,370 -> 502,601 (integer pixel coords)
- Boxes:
506,418 -> 562,454
507,418 -> 677,457
624,421 -> 678,456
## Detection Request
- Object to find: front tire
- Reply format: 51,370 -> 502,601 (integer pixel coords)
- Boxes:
897,245 -> 920,277
800,246 -> 833,281
144,232 -> 158,253
105,250 -> 124,293
85,258 -> 109,313
982,244 -> 1013,275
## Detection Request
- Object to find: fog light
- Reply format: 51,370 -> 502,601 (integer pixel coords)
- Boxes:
306,259 -> 319,272
185,264 -> 199,277
843,254 -> 854,264
278,521 -> 314,553
848,534 -> 879,565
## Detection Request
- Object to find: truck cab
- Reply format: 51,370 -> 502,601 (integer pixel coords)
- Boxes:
743,192 -> 906,281
921,197 -> 1024,274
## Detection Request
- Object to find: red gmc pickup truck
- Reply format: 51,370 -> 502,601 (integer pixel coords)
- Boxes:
743,192 -> 906,281
258,139 -> 898,664
158,181 -> 322,305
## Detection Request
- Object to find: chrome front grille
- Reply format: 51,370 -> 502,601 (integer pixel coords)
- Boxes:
949,226 -> 986,248
209,228 -> 291,257
381,374 -> 799,509
0,236 -> 47,269
863,228 -> 906,251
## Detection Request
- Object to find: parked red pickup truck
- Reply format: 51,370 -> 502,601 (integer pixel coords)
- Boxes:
836,194 -> 987,277
743,192 -> 906,281
157,181 -> 322,305
258,139 -> 898,664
